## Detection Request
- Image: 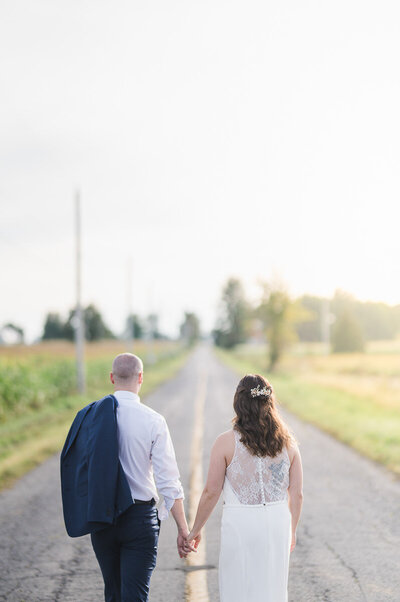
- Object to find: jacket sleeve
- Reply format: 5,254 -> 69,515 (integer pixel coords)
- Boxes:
60,405 -> 94,537
86,397 -> 120,525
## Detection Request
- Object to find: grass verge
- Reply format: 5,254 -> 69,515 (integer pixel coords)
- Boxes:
0,347 -> 189,490
216,347 -> 400,476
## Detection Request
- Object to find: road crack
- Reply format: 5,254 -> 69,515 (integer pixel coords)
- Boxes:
52,541 -> 86,602
324,542 -> 368,601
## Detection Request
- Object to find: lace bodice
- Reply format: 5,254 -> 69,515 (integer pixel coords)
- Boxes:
225,430 -> 290,505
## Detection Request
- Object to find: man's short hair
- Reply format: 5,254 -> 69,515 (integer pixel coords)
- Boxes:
112,353 -> 143,382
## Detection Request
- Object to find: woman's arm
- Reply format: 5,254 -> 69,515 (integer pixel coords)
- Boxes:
288,443 -> 303,552
185,432 -> 231,546
170,498 -> 196,558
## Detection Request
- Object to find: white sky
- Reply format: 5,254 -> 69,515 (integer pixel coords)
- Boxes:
1,0 -> 400,340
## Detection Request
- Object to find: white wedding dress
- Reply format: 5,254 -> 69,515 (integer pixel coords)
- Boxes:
219,430 -> 291,602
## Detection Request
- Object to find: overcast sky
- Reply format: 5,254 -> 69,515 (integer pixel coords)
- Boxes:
1,0 -> 400,340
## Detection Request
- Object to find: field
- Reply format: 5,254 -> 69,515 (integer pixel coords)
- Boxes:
0,340 -> 189,490
217,341 -> 400,475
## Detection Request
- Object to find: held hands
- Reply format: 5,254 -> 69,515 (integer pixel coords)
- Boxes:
177,528 -> 202,558
177,529 -> 200,558
185,530 -> 201,555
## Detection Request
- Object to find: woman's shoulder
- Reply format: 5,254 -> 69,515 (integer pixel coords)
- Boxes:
214,429 -> 235,447
285,437 -> 300,463
213,430 -> 236,465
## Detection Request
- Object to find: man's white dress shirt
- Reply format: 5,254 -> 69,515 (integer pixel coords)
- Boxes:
114,390 -> 184,520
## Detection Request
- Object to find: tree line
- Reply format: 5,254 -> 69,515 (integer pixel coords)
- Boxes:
213,278 -> 400,369
1,308 -> 201,346
42,306 -> 200,344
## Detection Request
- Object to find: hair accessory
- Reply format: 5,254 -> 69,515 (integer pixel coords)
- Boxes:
250,385 -> 272,398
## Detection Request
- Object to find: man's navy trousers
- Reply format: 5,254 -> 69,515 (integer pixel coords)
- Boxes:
91,501 -> 160,602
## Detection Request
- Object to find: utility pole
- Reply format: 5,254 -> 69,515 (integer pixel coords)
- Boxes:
321,298 -> 331,355
75,190 -> 86,393
147,285 -> 156,365
127,257 -> 133,351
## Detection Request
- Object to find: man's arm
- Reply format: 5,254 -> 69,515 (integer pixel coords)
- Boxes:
185,434 -> 226,547
151,417 -> 193,557
170,498 -> 196,557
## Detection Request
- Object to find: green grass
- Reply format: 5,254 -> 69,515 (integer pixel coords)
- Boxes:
216,346 -> 400,475
0,341 -> 189,490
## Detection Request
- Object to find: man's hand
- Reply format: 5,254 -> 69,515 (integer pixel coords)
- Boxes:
177,531 -> 188,558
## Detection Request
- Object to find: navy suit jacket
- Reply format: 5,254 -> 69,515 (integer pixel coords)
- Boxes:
60,394 -> 133,537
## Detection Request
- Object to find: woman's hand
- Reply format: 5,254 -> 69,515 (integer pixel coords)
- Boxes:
184,530 -> 202,554
290,531 -> 296,553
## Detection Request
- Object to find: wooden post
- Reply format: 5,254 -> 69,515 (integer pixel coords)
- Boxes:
75,190 -> 85,393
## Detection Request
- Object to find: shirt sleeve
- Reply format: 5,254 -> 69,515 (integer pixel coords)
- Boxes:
150,415 -> 184,520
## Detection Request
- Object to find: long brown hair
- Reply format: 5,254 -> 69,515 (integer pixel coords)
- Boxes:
233,374 -> 292,457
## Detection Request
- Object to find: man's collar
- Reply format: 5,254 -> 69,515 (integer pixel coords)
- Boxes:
113,390 -> 140,404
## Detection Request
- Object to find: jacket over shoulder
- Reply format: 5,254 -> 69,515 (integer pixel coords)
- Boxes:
60,395 -> 133,537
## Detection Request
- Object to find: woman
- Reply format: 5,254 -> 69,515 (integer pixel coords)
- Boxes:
186,374 -> 303,602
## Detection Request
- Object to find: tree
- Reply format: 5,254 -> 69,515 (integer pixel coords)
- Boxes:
295,290 -> 400,344
258,282 -> 310,370
331,311 -> 365,352
125,314 -> 144,340
146,314 -> 163,340
42,313 -> 65,340
180,312 -> 200,345
61,310 -> 75,340
213,278 -> 248,349
1,323 -> 24,344
350,300 -> 395,341
296,295 -> 325,342
85,304 -> 114,341
63,304 -> 114,341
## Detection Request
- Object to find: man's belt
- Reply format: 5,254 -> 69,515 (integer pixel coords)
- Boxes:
133,498 -> 155,506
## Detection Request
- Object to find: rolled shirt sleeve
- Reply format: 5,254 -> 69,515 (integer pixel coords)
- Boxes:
150,416 -> 184,520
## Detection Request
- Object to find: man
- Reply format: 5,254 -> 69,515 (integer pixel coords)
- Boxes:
61,353 -> 192,602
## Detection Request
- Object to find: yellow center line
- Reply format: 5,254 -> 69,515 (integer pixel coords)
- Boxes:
185,371 -> 210,602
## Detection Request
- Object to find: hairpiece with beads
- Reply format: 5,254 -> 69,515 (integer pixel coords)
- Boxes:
250,384 -> 273,399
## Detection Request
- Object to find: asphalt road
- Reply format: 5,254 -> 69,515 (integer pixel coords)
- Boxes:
0,345 -> 399,601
